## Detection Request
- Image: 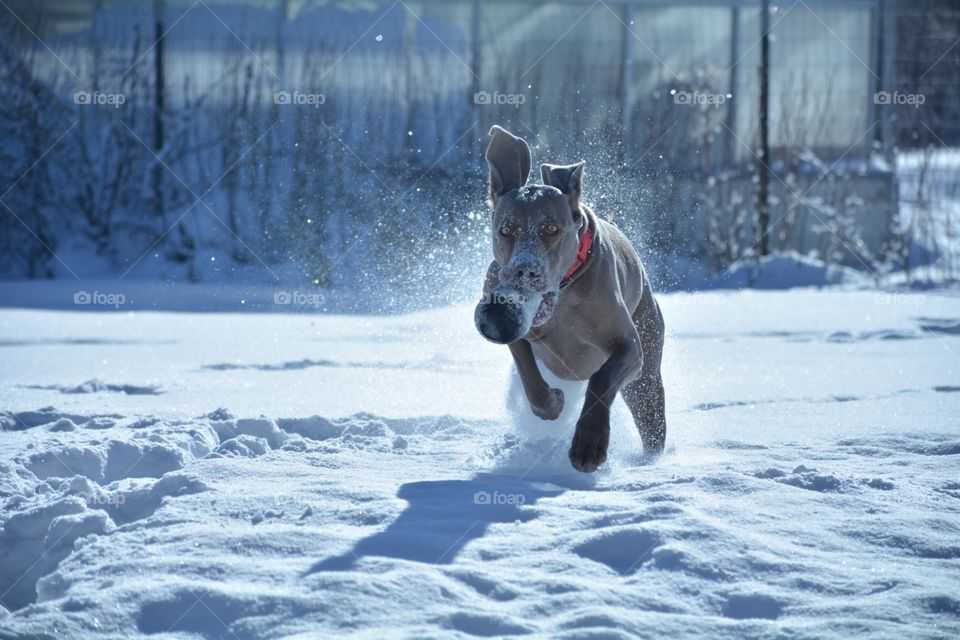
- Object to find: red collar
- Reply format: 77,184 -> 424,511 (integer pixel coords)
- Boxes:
560,226 -> 593,287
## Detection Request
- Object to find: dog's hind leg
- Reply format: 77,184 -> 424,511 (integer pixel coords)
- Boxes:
622,285 -> 666,456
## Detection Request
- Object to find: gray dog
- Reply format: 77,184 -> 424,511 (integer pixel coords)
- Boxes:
475,125 -> 665,472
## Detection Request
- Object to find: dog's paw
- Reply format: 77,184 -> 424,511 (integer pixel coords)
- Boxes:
569,417 -> 610,473
531,388 -> 564,421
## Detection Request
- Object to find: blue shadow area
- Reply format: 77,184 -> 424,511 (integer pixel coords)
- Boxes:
307,474 -> 564,572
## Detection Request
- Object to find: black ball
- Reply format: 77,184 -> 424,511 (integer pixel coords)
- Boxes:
475,300 -> 527,344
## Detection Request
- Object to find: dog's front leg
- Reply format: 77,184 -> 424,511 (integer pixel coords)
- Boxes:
509,339 -> 564,420
569,337 -> 642,472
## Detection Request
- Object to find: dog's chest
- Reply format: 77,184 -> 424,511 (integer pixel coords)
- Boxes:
527,326 -> 608,381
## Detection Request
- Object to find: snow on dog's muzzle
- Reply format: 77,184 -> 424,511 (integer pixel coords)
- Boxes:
475,284 -> 541,344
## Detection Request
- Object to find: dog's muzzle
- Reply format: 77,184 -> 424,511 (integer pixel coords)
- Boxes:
500,255 -> 548,293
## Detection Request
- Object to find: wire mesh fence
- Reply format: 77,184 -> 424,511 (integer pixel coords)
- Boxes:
1,0 -> 957,289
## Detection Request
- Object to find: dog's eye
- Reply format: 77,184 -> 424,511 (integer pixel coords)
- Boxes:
544,224 -> 559,235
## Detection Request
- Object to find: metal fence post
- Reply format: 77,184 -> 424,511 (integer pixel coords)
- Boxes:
471,0 -> 482,158
880,0 -> 896,162
757,0 -> 771,257
726,4 -> 740,166
621,0 -> 635,164
868,0 -> 881,150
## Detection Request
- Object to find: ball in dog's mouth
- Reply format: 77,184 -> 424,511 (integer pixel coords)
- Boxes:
475,298 -> 526,344
475,288 -> 559,344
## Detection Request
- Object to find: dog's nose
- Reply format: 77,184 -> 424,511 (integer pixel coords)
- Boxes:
513,266 -> 541,281
502,262 -> 546,290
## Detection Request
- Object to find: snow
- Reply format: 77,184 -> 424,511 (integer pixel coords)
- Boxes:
712,251 -> 868,290
1,288 -> 960,638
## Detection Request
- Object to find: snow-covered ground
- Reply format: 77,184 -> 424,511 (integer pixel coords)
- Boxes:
1,287 -> 960,639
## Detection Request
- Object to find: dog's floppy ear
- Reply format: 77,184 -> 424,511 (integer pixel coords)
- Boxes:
540,161 -> 585,214
485,125 -> 531,205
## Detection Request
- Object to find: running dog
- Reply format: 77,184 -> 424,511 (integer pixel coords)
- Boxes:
475,125 -> 666,472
